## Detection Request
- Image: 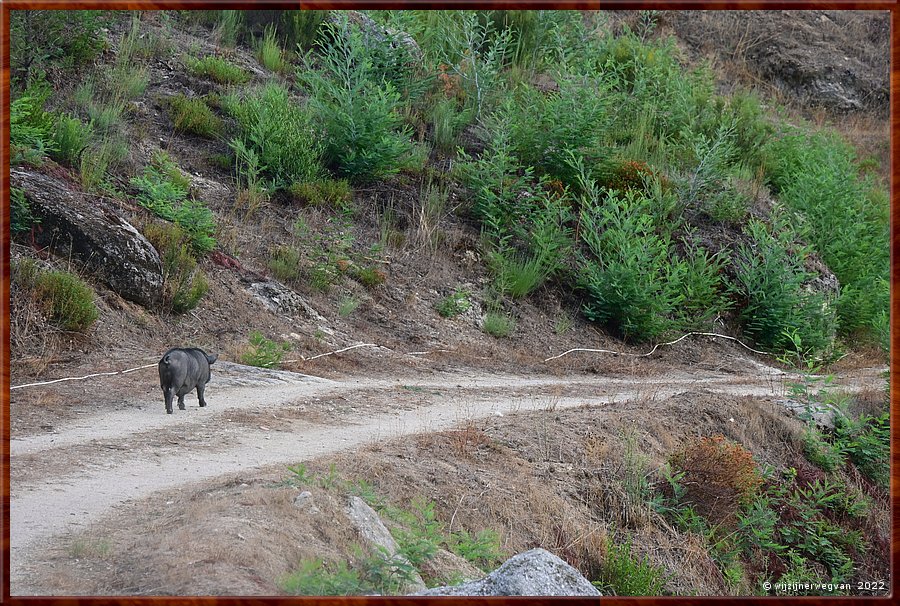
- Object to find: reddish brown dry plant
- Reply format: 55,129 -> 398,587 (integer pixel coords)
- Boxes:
605,159 -> 671,194
669,435 -> 763,526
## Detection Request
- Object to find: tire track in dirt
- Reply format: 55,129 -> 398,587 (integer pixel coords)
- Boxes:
8,362 -> 884,595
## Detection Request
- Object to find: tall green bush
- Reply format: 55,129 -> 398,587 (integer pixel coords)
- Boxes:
578,189 -> 686,342
733,216 -> 836,357
300,15 -> 412,183
764,127 -> 888,342
226,83 -> 323,188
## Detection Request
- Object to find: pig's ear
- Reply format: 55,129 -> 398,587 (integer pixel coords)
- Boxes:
207,353 -> 218,364
162,354 -> 170,365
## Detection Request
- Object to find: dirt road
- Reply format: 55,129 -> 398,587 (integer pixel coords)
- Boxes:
8,359 -> 885,595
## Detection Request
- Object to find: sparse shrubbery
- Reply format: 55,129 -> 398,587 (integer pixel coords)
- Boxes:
435,289 -> 471,318
143,222 -> 209,313
267,245 -> 302,283
187,55 -> 251,84
14,259 -> 99,332
166,94 -> 224,137
241,331 -> 291,368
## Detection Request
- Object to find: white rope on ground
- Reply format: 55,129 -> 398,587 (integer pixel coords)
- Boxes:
543,331 -> 774,363
9,332 -> 775,391
284,343 -> 381,363
10,363 -> 158,391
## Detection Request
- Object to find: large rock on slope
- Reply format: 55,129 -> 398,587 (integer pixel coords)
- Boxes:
11,169 -> 163,308
345,496 -> 427,593
415,548 -> 602,596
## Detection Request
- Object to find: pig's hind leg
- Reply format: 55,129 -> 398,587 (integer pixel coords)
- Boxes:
197,382 -> 208,407
164,387 -> 175,414
178,393 -> 186,410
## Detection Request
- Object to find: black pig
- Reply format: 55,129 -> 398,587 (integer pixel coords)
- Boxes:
158,348 -> 217,414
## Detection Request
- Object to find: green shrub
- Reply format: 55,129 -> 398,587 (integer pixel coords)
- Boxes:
435,289 -> 471,318
482,309 -> 515,337
503,80 -> 611,183
79,137 -> 127,191
35,270 -> 99,331
256,25 -> 286,72
143,222 -> 209,313
166,94 -> 224,138
430,97 -> 473,154
11,187 -> 39,234
764,126 -> 888,343
447,529 -> 505,572
10,82 -> 56,165
173,199 -> 217,255
131,157 -> 189,221
242,331 -> 291,368
226,83 -> 323,188
836,412 -> 890,487
187,55 -> 251,84
267,246 -> 302,283
489,202 -> 571,299
595,539 -> 668,596
290,179 -> 352,209
300,15 -> 412,183
734,216 -> 836,357
50,114 -> 94,166
578,189 -> 685,342
352,266 -> 386,289
457,111 -> 544,240
11,10 -> 106,86
131,153 -> 217,254
280,558 -> 366,596
672,244 -> 732,328
281,10 -> 327,50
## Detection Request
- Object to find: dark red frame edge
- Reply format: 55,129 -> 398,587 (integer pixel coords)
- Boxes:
0,1 -> 896,605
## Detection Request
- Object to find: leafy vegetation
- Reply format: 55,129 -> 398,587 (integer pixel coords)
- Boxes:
435,289 -> 471,318
595,539 -> 669,596
241,331 -> 291,368
142,222 -> 209,313
225,83 -> 323,189
131,152 -> 217,254
187,55 -> 251,84
166,94 -> 224,138
14,260 -> 100,332
300,14 -> 413,183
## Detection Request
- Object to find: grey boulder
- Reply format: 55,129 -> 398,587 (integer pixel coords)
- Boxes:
12,169 -> 163,308
415,548 -> 602,596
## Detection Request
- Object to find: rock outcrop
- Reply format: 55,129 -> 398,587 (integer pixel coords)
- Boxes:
415,548 -> 602,596
11,169 -> 163,308
345,496 -> 427,593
